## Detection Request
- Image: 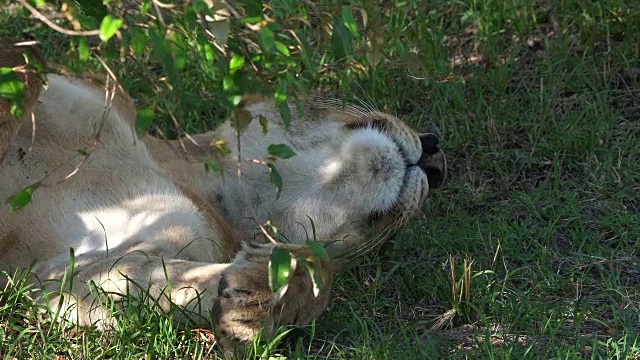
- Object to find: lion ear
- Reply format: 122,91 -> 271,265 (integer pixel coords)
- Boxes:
0,39 -> 44,118
0,39 -> 45,161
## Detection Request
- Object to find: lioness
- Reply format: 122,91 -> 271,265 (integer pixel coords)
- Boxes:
0,41 -> 446,353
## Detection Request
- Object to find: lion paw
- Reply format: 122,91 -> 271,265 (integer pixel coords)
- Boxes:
212,242 -> 333,354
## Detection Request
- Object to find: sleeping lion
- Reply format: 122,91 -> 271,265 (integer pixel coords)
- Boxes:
0,41 -> 446,353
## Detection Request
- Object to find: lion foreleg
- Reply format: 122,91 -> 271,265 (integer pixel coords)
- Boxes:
30,243 -> 332,354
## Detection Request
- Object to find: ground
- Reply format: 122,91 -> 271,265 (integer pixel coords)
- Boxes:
1,0 -> 639,358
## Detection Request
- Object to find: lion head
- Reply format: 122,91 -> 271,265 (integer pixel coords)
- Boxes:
181,96 -> 447,262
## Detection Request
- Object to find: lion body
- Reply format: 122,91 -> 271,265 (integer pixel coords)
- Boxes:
0,44 -> 445,353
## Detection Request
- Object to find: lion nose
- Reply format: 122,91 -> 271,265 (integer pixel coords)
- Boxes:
416,133 -> 446,189
419,133 -> 440,155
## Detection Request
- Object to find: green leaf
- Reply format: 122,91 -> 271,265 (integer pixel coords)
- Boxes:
135,107 -> 154,136
76,149 -> 89,156
75,0 -> 108,19
130,28 -> 147,57
244,0 -> 263,18
330,18 -> 352,59
0,67 -> 26,118
306,240 -> 329,261
303,258 -> 325,297
279,102 -> 291,129
227,94 -> 242,106
0,67 -> 23,93
259,115 -> 268,135
275,41 -> 290,56
170,32 -> 187,70
149,29 -> 177,83
340,6 -> 359,38
274,79 -> 287,106
222,74 -> 238,93
241,16 -> 263,25
260,27 -> 275,52
274,80 -> 291,128
99,15 -> 123,42
191,0 -> 207,12
7,183 -> 40,212
204,159 -> 222,174
268,144 -> 296,159
267,163 -> 283,199
77,38 -> 90,61
231,108 -> 253,135
140,0 -> 150,15
269,246 -> 292,294
229,54 -> 245,73
198,41 -> 215,63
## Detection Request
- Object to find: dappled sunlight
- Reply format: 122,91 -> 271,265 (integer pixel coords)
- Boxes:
320,159 -> 343,182
75,192 -> 202,256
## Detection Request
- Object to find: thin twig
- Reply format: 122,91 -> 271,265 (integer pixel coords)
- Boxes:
17,0 -> 101,37
218,0 -> 241,19
152,0 -> 166,26
258,223 -> 280,246
51,57 -> 119,186
151,0 -> 176,10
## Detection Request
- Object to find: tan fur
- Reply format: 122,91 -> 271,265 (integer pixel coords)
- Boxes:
0,42 -> 446,354
0,40 -> 43,162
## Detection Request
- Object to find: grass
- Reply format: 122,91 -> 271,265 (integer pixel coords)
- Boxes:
2,0 -> 640,358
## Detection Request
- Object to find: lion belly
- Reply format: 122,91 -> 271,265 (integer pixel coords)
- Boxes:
0,76 -> 222,271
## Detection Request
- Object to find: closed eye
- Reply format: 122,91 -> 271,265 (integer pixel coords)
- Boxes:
344,118 -> 386,132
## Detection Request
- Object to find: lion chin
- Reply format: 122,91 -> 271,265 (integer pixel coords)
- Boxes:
0,42 -> 446,354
